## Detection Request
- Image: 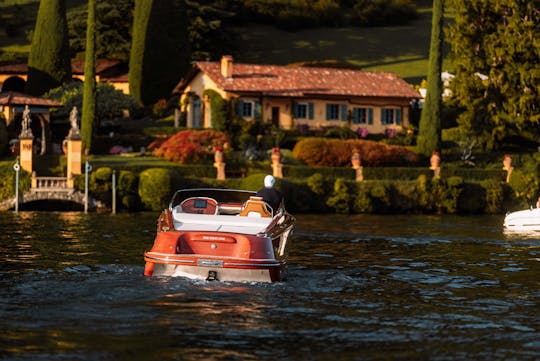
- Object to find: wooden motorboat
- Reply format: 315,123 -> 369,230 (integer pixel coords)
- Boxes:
144,188 -> 295,282
503,207 -> 540,232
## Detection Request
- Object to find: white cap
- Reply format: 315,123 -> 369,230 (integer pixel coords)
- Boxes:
264,175 -> 275,188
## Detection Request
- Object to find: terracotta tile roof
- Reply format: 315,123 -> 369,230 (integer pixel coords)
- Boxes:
0,60 -> 122,75
0,91 -> 63,107
0,63 -> 28,74
188,61 -> 419,99
70,59 -> 122,75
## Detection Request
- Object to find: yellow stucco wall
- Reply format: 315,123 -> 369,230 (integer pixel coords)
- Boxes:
0,74 -> 27,83
293,98 -> 410,133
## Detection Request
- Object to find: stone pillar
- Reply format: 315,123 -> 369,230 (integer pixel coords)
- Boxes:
430,151 -> 441,179
214,147 -> 226,181
351,149 -> 363,182
19,137 -> 33,173
503,154 -> 513,183
66,106 -> 82,188
19,105 -> 34,173
271,147 -> 283,179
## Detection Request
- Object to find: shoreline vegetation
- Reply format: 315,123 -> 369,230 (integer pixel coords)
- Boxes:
0,151 -> 531,215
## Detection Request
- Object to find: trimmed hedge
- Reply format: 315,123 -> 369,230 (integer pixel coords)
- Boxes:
0,161 -> 31,199
284,165 -> 505,182
0,163 -> 527,214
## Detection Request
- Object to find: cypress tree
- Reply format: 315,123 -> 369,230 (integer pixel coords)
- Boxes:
0,113 -> 8,156
129,0 -> 190,106
26,0 -> 72,96
416,0 -> 444,157
81,0 -> 96,154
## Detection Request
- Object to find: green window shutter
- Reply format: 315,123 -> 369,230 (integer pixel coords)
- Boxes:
326,104 -> 331,120
341,104 -> 347,121
368,108 -> 373,124
292,102 -> 297,118
236,100 -> 244,116
254,101 -> 261,118
308,103 -> 314,119
396,108 -> 402,125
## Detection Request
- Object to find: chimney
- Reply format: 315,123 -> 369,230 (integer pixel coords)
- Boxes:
221,55 -> 233,79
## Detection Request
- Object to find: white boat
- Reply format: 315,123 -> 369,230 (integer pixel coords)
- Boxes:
503,207 -> 540,231
144,188 -> 296,282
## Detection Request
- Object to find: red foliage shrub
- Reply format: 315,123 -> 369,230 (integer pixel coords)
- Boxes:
293,138 -> 419,167
292,138 -> 350,167
147,135 -> 168,151
152,130 -> 230,164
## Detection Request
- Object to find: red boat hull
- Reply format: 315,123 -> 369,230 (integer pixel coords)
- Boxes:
144,230 -> 285,282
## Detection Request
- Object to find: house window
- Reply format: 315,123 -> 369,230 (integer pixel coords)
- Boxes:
236,99 -> 260,118
242,101 -> 254,118
352,107 -> 374,124
297,103 -> 307,118
381,108 -> 402,125
326,104 -> 340,120
294,102 -> 314,119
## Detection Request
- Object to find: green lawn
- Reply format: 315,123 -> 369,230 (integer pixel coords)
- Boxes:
229,8 -> 452,84
1,3 -> 451,84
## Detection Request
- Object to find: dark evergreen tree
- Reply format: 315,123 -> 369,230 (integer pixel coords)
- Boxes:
447,0 -> 540,149
26,0 -> 72,96
68,0 -> 133,62
0,113 -> 8,156
416,0 -> 444,157
81,0 -> 96,154
129,0 -> 191,106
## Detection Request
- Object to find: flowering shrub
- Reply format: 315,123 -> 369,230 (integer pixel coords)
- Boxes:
152,130 -> 230,164
357,127 -> 369,138
292,137 -> 419,167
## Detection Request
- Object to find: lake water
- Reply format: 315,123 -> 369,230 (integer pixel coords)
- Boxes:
1,212 -> 539,361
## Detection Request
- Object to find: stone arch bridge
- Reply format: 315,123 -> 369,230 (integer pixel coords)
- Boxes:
0,176 -> 103,211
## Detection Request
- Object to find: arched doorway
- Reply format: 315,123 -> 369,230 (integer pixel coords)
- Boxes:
1,76 -> 26,92
191,96 -> 202,129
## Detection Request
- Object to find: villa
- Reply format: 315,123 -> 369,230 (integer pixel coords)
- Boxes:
173,55 -> 420,134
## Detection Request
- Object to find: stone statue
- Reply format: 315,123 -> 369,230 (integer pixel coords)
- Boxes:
67,106 -> 81,138
70,106 -> 79,131
20,105 -> 33,137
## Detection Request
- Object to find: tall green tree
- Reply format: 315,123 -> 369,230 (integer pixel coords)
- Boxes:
81,0 -> 96,154
129,0 -> 190,106
416,0 -> 444,157
447,0 -> 540,149
0,113 -> 8,156
68,0 -> 133,62
26,0 -> 72,96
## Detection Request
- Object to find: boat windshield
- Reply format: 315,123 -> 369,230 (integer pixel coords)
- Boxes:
169,188 -> 256,209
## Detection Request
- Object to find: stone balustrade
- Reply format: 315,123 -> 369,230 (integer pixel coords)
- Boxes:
32,176 -> 72,192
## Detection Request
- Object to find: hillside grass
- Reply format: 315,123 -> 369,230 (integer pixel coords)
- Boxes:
0,0 -> 86,61
229,7 -> 453,84
1,2 -> 452,84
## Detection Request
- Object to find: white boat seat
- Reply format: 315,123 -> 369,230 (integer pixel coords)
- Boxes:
172,208 -> 273,235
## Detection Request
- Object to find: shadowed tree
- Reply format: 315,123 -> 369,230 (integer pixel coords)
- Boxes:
81,0 -> 96,154
129,0 -> 190,106
447,0 -> 540,149
26,0 -> 72,96
416,0 -> 444,157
